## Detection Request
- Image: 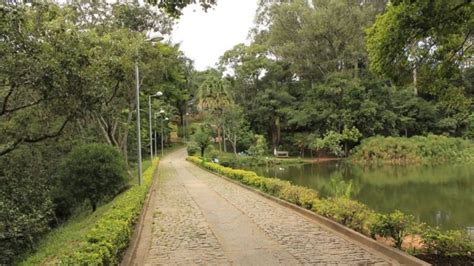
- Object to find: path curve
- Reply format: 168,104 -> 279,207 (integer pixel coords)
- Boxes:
130,148 -> 395,265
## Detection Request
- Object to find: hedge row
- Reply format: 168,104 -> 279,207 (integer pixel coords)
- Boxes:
351,135 -> 474,165
187,156 -> 473,261
58,159 -> 159,265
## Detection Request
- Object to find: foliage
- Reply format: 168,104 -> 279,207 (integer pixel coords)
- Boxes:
186,141 -> 200,156
248,134 -> 268,157
59,144 -> 128,212
314,197 -> 373,233
326,175 -> 353,198
366,0 -> 473,93
222,105 -> 251,154
0,4 -> 99,156
421,226 -> 474,257
0,147 -> 53,264
55,160 -> 159,265
191,128 -> 211,157
369,210 -> 415,249
351,135 -> 474,165
341,126 -> 362,156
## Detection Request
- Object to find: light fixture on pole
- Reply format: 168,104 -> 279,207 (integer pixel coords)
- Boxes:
148,91 -> 163,162
184,112 -> 189,142
135,31 -> 164,186
162,117 -> 169,157
159,109 -> 165,157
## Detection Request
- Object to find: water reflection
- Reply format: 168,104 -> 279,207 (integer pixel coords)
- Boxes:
245,161 -> 474,230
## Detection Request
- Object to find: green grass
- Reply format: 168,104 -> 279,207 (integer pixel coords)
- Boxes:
18,159 -> 153,265
19,201 -> 117,265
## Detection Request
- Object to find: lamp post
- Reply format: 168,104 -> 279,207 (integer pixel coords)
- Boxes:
154,112 -> 158,159
159,109 -> 165,157
184,112 -> 189,142
149,91 -> 163,162
135,32 -> 164,186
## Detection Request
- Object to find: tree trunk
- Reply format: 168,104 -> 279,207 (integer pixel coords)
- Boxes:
344,142 -> 348,157
217,126 -> 222,152
413,66 -> 418,95
201,147 -> 205,157
91,200 -> 97,212
223,126 -> 227,153
233,134 -> 237,155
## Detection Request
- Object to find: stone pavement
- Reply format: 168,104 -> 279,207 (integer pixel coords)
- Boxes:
137,148 -> 394,265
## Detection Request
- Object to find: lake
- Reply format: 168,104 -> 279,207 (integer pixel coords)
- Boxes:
243,161 -> 474,231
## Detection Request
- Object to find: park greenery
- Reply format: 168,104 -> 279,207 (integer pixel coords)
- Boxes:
187,156 -> 474,262
0,1 -> 194,263
190,0 -> 473,163
1,0 -> 474,264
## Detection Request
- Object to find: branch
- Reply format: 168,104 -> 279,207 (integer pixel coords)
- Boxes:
23,115 -> 72,143
0,115 -> 73,156
1,85 -> 15,116
106,80 -> 121,105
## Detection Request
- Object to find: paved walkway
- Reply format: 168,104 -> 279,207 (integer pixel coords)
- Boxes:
134,148 -> 394,265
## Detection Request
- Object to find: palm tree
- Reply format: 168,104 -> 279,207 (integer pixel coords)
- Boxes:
197,76 -> 233,151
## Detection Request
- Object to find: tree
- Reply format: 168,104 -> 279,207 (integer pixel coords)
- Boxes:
0,146 -> 54,264
0,4 -> 99,156
248,134 -> 268,157
341,126 -> 362,156
222,105 -> 250,155
60,144 -> 127,212
197,76 -> 233,151
192,128 -> 211,157
366,0 -> 473,95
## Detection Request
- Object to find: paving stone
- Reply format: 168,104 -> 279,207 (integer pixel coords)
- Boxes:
143,149 -> 392,265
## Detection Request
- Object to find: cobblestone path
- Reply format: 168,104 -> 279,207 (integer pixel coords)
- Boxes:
140,148 -> 394,265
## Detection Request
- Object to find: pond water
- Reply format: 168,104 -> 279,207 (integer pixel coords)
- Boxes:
243,161 -> 474,231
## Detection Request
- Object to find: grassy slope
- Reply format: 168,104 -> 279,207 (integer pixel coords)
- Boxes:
18,159 -> 152,265
19,144 -> 184,265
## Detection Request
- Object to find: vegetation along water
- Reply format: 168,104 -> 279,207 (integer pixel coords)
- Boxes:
244,161 -> 474,231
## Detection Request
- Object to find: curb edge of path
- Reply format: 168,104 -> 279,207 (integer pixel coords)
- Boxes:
121,163 -> 161,266
189,161 -> 431,266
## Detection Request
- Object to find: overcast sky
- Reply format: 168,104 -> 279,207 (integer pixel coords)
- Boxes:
171,0 -> 258,71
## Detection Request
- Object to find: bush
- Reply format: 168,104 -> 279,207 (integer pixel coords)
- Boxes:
315,198 -> 374,233
0,147 -> 53,264
369,210 -> 415,249
421,226 -> 474,257
186,141 -> 199,156
59,159 -> 159,264
60,143 -> 127,212
351,135 -> 474,165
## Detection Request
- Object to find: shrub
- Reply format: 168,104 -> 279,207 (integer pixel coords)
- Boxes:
312,198 -> 373,233
60,144 -> 128,212
351,135 -> 474,165
0,147 -> 53,265
59,159 -> 159,264
369,210 -> 415,249
421,226 -> 474,257
186,141 -> 200,156
191,128 -> 211,157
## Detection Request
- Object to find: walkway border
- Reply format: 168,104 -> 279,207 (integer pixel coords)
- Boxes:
121,164 -> 160,266
190,161 -> 430,266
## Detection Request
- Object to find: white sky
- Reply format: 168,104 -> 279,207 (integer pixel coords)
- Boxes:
171,0 -> 258,71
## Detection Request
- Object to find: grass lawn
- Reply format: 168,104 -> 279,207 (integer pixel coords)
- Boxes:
18,159 -> 152,265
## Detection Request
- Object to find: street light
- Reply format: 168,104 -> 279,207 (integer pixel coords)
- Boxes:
184,112 -> 189,142
149,91 -> 163,162
161,116 -> 169,157
135,31 -> 164,186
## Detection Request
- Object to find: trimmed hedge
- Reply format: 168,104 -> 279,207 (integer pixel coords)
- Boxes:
58,159 -> 159,265
351,135 -> 474,165
187,156 -> 473,262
